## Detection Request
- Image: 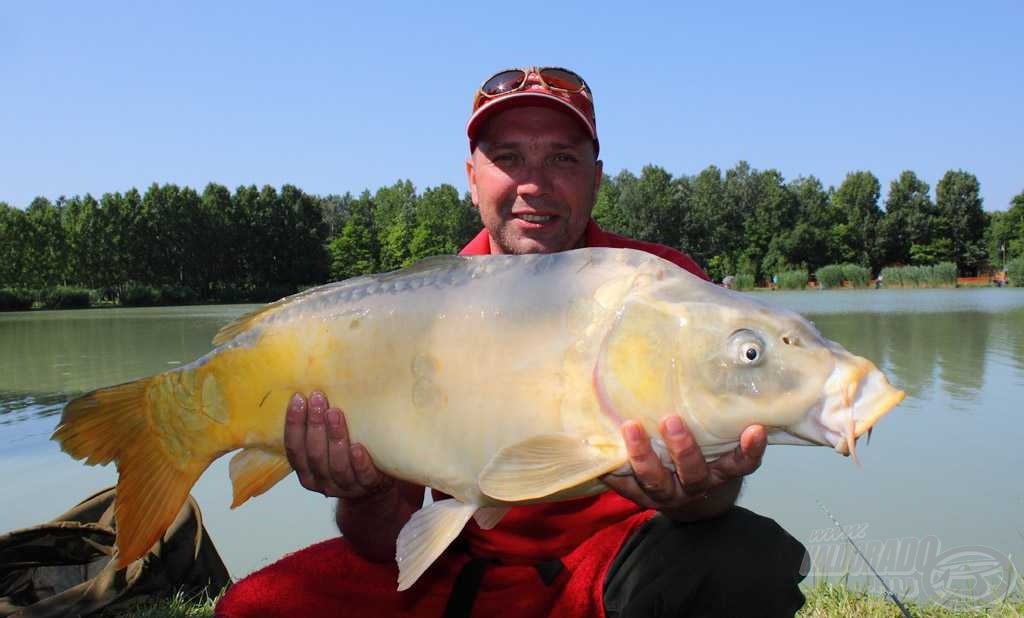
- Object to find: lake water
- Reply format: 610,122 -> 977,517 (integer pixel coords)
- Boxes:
2,290 -> 1022,600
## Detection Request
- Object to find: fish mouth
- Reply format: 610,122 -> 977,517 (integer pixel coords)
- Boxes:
819,356 -> 905,461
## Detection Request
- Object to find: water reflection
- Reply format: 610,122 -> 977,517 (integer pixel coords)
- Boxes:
767,289 -> 1024,412
0,305 -> 254,420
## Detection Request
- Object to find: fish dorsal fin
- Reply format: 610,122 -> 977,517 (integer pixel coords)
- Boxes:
478,433 -> 625,502
211,282 -> 342,346
212,255 -> 472,347
374,254 -> 467,281
595,300 -> 681,424
228,448 -> 293,508
395,498 -> 478,591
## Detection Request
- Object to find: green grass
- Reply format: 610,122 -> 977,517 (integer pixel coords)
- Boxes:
815,264 -> 845,289
97,589 -> 222,618
798,580 -> 1024,617
776,269 -> 809,290
109,582 -> 1023,617
880,263 -> 958,288
733,273 -> 756,291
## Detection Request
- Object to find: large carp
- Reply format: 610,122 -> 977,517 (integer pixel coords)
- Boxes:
54,248 -> 904,590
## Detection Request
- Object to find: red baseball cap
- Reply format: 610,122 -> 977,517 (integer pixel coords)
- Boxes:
466,67 -> 599,156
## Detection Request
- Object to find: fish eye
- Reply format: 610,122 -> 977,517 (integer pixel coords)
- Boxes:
728,330 -> 765,366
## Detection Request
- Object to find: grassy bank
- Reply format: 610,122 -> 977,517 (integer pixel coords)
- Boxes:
0,284 -> 300,311
113,582 -> 1023,617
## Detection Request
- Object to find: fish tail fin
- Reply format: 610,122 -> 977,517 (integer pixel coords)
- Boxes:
53,371 -> 222,567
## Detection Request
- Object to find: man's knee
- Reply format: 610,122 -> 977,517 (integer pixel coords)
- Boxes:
711,507 -> 809,587
604,507 -> 809,617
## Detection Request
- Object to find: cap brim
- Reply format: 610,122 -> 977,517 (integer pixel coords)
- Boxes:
466,91 -> 598,148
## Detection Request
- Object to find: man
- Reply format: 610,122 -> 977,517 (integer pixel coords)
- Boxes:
217,67 -> 807,617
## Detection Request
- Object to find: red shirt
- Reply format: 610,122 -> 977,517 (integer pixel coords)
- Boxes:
456,220 -> 708,563
459,219 -> 709,282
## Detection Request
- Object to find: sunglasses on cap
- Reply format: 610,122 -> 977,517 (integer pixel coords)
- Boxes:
472,66 -> 592,111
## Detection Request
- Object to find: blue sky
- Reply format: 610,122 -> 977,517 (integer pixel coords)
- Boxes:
2,1 -> 1021,212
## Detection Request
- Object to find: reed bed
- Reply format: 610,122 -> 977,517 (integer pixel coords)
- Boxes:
880,263 -> 958,288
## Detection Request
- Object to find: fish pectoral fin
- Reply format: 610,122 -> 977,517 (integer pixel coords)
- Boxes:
228,448 -> 292,508
478,433 -> 626,502
395,499 -> 478,591
472,506 -> 510,530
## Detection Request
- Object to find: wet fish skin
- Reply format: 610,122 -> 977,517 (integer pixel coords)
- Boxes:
53,247 -> 904,590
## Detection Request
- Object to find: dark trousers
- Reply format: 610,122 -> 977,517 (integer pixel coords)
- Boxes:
603,507 -> 809,618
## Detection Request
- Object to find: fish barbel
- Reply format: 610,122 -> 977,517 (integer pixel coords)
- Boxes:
53,248 -> 904,590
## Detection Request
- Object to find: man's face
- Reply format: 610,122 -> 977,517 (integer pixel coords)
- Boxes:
466,105 -> 602,255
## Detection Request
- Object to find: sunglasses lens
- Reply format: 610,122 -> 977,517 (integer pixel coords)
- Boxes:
481,70 -> 527,96
540,68 -> 585,92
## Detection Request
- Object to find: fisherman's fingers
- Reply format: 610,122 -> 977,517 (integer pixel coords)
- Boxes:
303,391 -> 333,491
659,414 -> 711,496
324,406 -> 393,499
708,424 -> 766,482
350,443 -> 394,496
325,408 -> 357,489
284,393 -> 320,491
621,421 -> 682,505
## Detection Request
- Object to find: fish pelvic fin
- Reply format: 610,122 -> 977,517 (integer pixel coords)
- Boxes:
478,433 -> 626,502
229,448 -> 292,508
472,506 -> 510,530
53,371 -> 226,568
396,499 -> 478,591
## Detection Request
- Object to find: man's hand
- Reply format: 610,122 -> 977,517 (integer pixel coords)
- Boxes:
283,391 -> 395,500
602,415 -> 766,522
284,391 -> 423,561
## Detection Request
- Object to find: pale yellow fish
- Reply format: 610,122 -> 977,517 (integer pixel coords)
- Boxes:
54,248 -> 904,590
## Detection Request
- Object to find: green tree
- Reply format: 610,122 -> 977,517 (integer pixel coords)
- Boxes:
986,190 -> 1024,268
25,197 -> 69,287
62,194 -> 106,288
785,176 -> 841,273
832,171 -> 883,270
935,170 -> 987,275
592,173 -> 624,234
199,183 -> 235,291
723,162 -> 765,276
684,165 -> 730,272
409,184 -> 465,260
139,184 -> 207,288
601,166 -> 680,248
0,203 -> 31,287
374,180 -> 418,270
743,169 -> 799,279
319,194 -> 352,237
281,184 -> 329,285
878,171 -> 936,266
329,190 -> 378,279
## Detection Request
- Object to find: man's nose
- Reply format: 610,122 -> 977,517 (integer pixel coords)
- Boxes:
515,161 -> 554,197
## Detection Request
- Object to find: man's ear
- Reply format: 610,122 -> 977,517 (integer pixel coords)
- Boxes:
465,155 -> 480,207
594,159 -> 604,196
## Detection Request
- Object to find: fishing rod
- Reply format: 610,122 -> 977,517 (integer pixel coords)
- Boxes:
815,499 -> 913,618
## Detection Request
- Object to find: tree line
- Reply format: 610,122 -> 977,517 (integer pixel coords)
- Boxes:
595,163 -> 1018,282
1,162 -> 1022,300
0,181 -> 479,300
